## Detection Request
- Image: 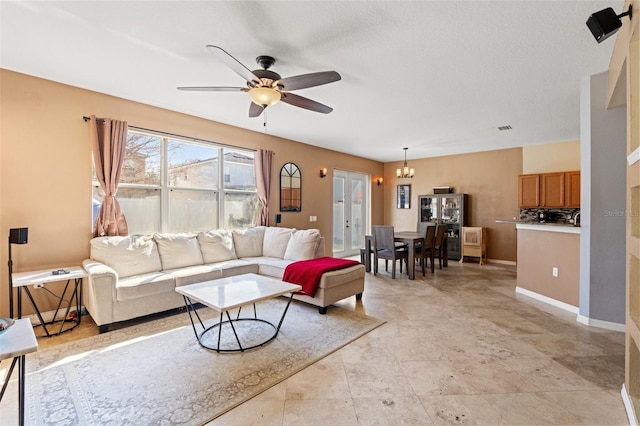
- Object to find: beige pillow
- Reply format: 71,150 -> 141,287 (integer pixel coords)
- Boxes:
232,226 -> 266,258
262,227 -> 294,258
284,229 -> 321,260
197,230 -> 237,263
153,233 -> 204,270
90,235 -> 162,278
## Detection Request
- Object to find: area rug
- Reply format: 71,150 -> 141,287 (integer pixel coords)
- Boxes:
18,299 -> 384,425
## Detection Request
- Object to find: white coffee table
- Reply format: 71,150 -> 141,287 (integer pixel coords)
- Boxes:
176,273 -> 302,353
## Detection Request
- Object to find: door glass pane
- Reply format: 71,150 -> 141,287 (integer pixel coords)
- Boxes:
168,189 -> 218,232
333,177 -> 345,252
350,178 -> 365,251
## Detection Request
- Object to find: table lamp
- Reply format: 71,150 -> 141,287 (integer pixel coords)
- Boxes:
8,228 -> 28,318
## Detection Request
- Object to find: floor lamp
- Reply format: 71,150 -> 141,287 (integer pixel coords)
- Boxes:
8,228 -> 28,319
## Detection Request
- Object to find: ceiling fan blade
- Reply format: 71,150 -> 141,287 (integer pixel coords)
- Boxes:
206,45 -> 260,85
249,102 -> 264,118
280,92 -> 333,114
177,86 -> 247,92
278,71 -> 341,91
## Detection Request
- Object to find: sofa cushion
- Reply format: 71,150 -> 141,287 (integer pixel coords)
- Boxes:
153,233 -> 204,270
90,235 -> 162,279
256,258 -> 295,279
262,227 -> 294,258
284,229 -> 321,261
214,259 -> 260,277
165,264 -> 223,287
115,272 -> 176,301
232,226 -> 266,258
197,230 -> 237,263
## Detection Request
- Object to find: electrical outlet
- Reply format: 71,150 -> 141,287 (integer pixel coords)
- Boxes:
552,267 -> 558,277
34,283 -> 44,289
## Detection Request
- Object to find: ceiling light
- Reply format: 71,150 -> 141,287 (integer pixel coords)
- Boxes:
586,5 -> 632,43
248,87 -> 281,107
396,147 -> 414,179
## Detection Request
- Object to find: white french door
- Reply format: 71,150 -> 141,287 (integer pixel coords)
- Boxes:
332,170 -> 369,258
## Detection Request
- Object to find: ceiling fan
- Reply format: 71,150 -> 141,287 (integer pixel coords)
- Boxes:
178,45 -> 341,118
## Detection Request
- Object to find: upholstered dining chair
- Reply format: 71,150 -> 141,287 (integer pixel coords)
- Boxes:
372,225 -> 408,279
433,224 -> 447,269
416,224 -> 437,275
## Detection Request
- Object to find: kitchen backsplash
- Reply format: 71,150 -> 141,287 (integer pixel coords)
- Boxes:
520,208 -> 580,224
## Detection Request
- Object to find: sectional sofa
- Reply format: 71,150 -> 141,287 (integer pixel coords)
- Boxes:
82,226 -> 365,332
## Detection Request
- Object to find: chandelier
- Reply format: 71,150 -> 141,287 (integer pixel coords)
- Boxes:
396,147 -> 414,179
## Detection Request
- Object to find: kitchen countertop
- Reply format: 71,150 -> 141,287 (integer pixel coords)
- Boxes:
495,219 -> 581,234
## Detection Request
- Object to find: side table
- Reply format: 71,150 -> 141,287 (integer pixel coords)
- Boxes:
0,318 -> 38,426
12,266 -> 86,337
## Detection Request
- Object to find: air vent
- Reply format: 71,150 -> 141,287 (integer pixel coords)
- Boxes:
497,125 -> 513,131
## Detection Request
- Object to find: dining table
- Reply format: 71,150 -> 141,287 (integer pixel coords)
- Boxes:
364,231 -> 424,280
393,231 -> 424,280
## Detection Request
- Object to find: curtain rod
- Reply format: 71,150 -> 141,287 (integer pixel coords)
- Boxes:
82,116 -> 257,152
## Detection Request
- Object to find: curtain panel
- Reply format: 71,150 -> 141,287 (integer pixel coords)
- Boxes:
255,149 -> 274,226
90,115 -> 129,237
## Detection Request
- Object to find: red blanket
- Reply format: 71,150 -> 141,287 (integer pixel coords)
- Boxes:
283,256 -> 360,297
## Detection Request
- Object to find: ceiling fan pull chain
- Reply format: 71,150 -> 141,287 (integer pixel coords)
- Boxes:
263,109 -> 268,133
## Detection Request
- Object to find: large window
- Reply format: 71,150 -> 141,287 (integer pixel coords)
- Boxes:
92,130 -> 258,234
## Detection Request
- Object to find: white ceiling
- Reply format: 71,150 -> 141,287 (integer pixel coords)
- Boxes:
0,1 -> 624,163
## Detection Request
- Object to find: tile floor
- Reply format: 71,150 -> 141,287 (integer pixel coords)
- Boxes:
212,260 -> 629,425
3,260 -> 630,425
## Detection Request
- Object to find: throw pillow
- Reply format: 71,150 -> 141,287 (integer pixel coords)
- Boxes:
283,229 -> 321,260
232,226 -> 266,258
153,233 -> 204,270
90,235 -> 162,278
262,227 -> 294,258
197,230 -> 237,263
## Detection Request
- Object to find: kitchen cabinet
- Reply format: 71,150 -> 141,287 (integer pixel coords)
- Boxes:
518,171 -> 580,208
518,174 -> 540,207
540,172 -> 565,207
564,171 -> 581,207
418,193 -> 468,260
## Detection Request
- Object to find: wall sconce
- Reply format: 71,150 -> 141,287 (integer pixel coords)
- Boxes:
8,227 -> 28,318
586,5 -> 632,43
376,177 -> 383,186
320,168 -> 327,178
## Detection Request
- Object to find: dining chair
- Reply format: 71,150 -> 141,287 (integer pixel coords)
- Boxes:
372,225 -> 408,279
416,224 -> 437,275
433,224 -> 447,269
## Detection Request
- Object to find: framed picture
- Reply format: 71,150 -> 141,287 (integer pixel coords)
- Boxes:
397,184 -> 411,209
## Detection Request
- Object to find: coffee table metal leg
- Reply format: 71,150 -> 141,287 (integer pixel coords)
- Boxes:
183,293 -> 297,353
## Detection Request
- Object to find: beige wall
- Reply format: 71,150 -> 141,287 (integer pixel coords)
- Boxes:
383,148 -> 522,262
516,229 -> 580,306
0,69 -> 384,317
522,140 -> 580,173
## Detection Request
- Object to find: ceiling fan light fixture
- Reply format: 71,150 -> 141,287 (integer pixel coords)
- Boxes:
248,87 -> 281,107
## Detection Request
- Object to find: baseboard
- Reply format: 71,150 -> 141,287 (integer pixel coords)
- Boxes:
487,258 -> 516,266
515,286 -> 579,314
622,384 -> 638,426
20,306 -> 85,326
577,314 -> 626,332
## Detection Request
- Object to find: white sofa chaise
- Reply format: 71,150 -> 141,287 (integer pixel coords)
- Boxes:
82,226 -> 365,332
